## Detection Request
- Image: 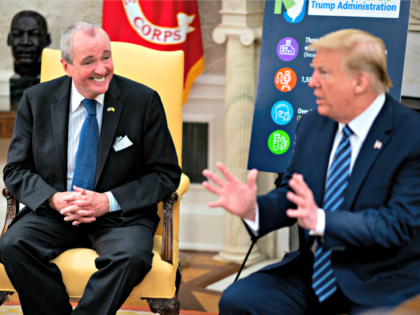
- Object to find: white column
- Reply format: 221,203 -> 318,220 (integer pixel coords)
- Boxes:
410,0 -> 420,21
212,0 -> 266,265
402,1 -> 420,98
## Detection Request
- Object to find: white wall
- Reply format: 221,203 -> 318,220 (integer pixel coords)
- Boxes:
179,74 -> 226,251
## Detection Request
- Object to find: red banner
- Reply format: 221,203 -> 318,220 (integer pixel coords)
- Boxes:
102,0 -> 205,104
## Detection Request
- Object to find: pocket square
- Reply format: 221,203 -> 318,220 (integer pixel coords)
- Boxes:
113,135 -> 133,152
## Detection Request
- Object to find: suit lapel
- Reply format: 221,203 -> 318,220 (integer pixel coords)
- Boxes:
310,118 -> 338,207
304,118 -> 337,241
342,97 -> 393,210
51,77 -> 72,191
95,78 -> 123,188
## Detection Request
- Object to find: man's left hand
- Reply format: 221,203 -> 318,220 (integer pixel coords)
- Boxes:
286,173 -> 318,230
60,186 -> 110,225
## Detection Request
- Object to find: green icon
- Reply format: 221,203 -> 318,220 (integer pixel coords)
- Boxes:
268,130 -> 290,155
274,0 -> 296,14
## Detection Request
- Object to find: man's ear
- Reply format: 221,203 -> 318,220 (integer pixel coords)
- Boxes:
7,33 -> 11,47
354,72 -> 370,95
60,58 -> 72,77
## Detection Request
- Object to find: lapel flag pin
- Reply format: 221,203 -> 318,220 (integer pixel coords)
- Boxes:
107,107 -> 115,112
373,140 -> 382,150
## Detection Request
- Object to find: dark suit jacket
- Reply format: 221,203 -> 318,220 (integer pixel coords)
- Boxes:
4,75 -> 182,232
255,95 -> 420,307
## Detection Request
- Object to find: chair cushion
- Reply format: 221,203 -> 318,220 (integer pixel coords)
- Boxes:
0,235 -> 178,299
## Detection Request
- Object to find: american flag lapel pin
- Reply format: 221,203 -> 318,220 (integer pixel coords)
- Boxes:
373,140 -> 382,150
107,107 -> 115,112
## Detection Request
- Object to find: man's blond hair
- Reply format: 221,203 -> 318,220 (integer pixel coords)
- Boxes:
309,29 -> 392,93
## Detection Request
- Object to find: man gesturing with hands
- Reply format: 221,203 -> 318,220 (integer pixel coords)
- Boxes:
203,30 -> 420,315
203,166 -> 318,230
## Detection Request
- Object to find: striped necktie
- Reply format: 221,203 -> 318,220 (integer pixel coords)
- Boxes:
312,125 -> 353,302
71,99 -> 99,191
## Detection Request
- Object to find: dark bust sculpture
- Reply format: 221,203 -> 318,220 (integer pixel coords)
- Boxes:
7,11 -> 51,109
8,11 -> 51,77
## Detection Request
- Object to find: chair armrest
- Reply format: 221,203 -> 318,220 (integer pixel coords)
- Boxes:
161,192 -> 178,265
160,173 -> 190,265
176,173 -> 190,197
1,189 -> 18,237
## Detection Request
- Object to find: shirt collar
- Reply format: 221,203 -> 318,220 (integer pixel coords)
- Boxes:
337,93 -> 386,139
71,80 -> 105,112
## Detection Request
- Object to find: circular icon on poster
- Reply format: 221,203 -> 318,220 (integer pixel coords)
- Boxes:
274,68 -> 297,92
271,101 -> 293,125
268,130 -> 290,155
277,37 -> 299,62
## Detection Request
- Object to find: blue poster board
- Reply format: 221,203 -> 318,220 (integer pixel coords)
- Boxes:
248,0 -> 411,173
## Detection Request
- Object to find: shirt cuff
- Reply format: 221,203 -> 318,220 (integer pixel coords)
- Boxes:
105,191 -> 122,212
244,205 -> 260,234
308,209 -> 325,236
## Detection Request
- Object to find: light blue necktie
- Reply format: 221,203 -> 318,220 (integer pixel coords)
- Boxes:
312,125 -> 353,302
71,99 -> 99,191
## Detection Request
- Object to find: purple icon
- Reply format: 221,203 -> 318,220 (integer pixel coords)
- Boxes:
277,37 -> 299,62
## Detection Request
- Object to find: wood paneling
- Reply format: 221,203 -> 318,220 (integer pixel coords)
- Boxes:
0,112 -> 15,138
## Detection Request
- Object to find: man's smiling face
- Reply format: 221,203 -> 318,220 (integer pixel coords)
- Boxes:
61,28 -> 114,100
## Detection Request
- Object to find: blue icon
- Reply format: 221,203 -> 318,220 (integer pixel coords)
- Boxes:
284,0 -> 306,23
271,101 -> 293,125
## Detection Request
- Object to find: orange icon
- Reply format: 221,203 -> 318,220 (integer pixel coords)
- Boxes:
274,68 -> 297,92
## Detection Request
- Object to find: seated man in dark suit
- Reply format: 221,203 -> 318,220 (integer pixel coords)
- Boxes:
0,21 -> 181,315
203,29 -> 420,315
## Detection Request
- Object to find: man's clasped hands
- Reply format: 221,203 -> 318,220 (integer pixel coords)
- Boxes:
48,186 -> 110,225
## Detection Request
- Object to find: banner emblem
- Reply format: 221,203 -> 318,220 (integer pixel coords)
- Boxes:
122,0 -> 195,45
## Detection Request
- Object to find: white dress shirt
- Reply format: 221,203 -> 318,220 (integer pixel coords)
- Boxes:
67,81 -> 121,212
245,93 -> 386,235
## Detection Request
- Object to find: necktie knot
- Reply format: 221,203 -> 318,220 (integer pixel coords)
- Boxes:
342,125 -> 353,139
82,99 -> 97,116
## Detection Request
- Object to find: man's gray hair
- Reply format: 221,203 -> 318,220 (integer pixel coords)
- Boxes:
60,21 -> 110,64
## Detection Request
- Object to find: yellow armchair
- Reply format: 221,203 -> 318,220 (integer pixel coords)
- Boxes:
0,42 -> 190,315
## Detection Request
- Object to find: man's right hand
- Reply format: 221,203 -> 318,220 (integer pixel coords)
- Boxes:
202,162 -> 258,221
49,191 -> 96,223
